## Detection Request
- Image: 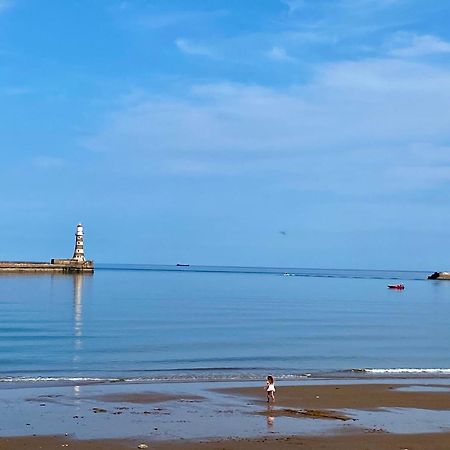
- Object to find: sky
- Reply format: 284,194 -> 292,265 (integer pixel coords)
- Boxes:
1,0 -> 450,270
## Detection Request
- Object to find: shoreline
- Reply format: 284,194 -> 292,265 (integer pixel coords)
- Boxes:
1,378 -> 450,448
4,367 -> 450,385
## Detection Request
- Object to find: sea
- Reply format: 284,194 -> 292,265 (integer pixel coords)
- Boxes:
1,264 -> 450,384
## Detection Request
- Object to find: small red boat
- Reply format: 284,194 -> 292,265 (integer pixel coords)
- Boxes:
388,284 -> 405,290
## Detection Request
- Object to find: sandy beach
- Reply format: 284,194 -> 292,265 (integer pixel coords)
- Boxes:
1,380 -> 450,449
217,382 -> 450,410
3,432 -> 450,450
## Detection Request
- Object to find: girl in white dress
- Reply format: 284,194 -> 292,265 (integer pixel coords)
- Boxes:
266,375 -> 275,402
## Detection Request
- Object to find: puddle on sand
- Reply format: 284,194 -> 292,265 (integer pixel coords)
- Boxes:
394,384 -> 450,393
0,382 -> 349,440
344,407 -> 450,434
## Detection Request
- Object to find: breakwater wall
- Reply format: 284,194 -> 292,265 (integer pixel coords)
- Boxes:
0,260 -> 94,273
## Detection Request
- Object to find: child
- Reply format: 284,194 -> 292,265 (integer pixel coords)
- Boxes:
265,375 -> 275,402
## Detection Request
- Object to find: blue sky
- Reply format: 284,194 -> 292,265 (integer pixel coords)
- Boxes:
1,0 -> 450,269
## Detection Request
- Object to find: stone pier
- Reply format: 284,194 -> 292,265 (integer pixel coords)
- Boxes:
0,224 -> 94,274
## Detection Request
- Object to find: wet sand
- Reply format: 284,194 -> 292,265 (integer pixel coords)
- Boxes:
217,382 -> 450,410
3,432 -> 450,450
90,392 -> 205,404
2,381 -> 450,449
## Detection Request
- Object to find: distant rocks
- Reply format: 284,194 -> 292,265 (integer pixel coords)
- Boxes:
428,272 -> 450,280
92,407 -> 107,413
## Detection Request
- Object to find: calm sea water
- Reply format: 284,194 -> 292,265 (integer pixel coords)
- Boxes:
1,265 -> 450,383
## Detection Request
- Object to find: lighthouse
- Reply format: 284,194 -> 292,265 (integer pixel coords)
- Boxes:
49,223 -> 93,271
72,224 -> 86,262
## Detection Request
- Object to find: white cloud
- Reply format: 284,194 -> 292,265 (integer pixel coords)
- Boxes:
389,33 -> 450,57
266,46 -> 297,63
86,56 -> 450,194
318,58 -> 450,92
175,38 -> 215,58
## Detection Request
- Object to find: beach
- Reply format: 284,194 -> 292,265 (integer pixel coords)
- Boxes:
1,379 -> 450,449
1,267 -> 450,448
4,432 -> 450,450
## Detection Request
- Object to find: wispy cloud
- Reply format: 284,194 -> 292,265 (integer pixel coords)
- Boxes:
281,0 -> 305,13
283,0 -> 402,16
0,87 -> 31,96
389,33 -> 450,57
175,38 -> 216,58
0,0 -> 12,13
277,0 -> 416,54
318,57 -> 450,92
32,156 -> 66,169
132,9 -> 228,30
86,53 -> 450,196
266,46 -> 297,63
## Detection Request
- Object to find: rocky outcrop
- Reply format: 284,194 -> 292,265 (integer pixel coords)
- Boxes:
428,272 -> 450,280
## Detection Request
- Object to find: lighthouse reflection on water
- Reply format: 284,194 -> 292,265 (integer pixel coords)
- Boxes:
73,274 -> 84,354
72,272 -> 91,398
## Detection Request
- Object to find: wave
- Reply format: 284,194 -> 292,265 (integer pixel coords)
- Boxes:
356,368 -> 450,374
4,368 -> 450,384
0,372 -> 314,384
0,376 -> 110,383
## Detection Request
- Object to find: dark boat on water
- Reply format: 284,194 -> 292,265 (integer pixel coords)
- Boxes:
388,284 -> 405,290
176,264 -> 190,267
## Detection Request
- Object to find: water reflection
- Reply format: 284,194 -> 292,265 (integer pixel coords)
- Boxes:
73,274 -> 83,354
266,405 -> 274,428
72,274 -> 86,399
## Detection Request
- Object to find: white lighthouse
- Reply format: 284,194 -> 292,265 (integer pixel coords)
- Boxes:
72,224 -> 86,262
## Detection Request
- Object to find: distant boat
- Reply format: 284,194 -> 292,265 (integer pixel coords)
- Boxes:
388,284 -> 405,290
176,264 -> 190,267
